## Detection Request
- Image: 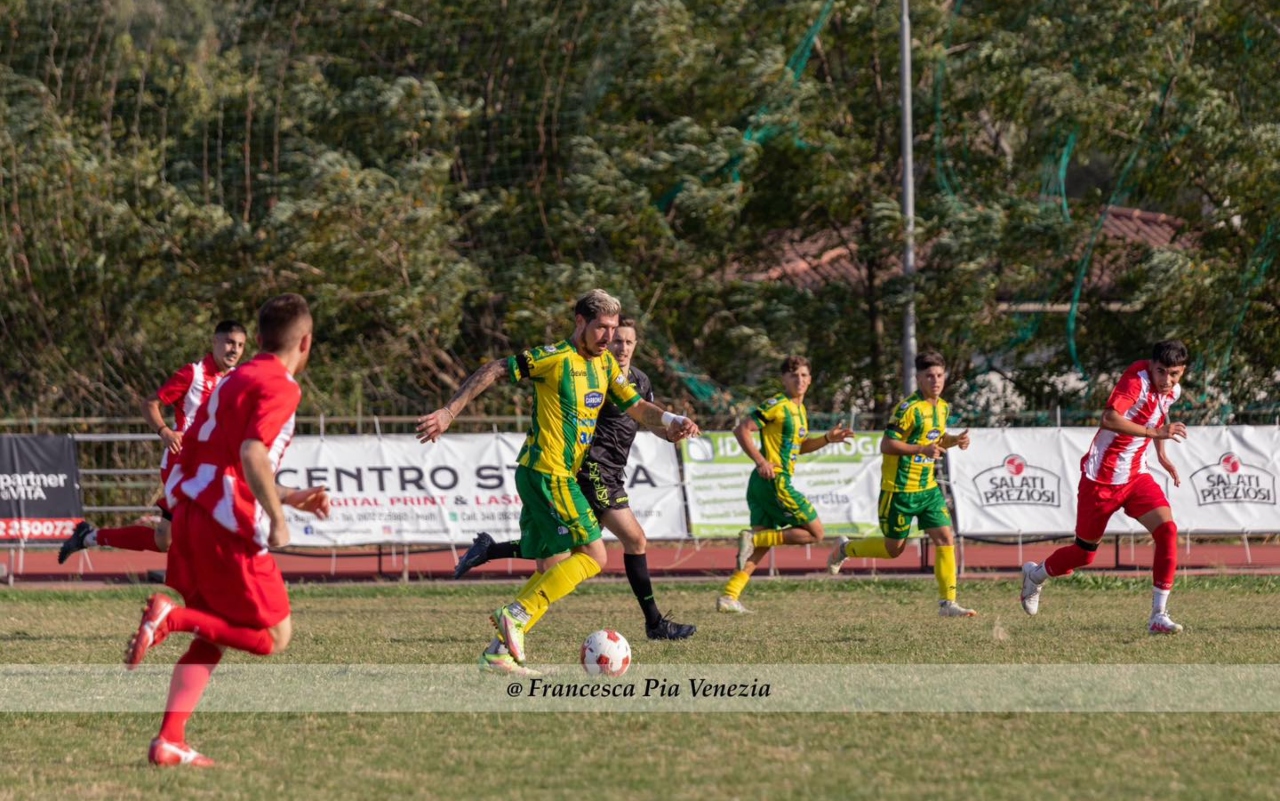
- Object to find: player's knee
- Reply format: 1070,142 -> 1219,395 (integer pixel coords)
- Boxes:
885,538 -> 908,557
154,530 -> 172,552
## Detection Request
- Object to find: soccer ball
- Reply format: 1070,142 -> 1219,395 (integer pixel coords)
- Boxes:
580,629 -> 631,677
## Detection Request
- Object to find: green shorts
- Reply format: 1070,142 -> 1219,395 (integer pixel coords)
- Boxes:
515,465 -> 602,560
878,486 -> 951,539
747,471 -> 818,531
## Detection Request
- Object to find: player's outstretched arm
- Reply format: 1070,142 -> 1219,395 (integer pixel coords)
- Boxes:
416,359 -> 507,443
881,435 -> 941,460
1101,409 -> 1187,442
734,416 -> 774,480
626,399 -> 700,441
800,425 -> 854,454
278,484 -> 332,519
142,396 -> 183,454
1154,437 -> 1182,487
242,440 -> 290,547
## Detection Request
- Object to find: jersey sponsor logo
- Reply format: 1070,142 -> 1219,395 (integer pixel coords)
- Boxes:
971,454 -> 1062,507
764,397 -> 780,408
926,429 -> 941,441
543,343 -> 559,353
898,401 -> 911,412
614,374 -> 628,385
584,391 -> 605,409
1189,453 -> 1276,506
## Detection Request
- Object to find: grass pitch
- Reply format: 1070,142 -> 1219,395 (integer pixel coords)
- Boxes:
4,577 -> 1280,800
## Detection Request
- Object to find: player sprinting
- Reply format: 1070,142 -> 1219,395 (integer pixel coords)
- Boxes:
826,350 -> 978,618
716,355 -> 854,613
451,316 -> 696,641
58,320 -> 247,562
1020,339 -> 1189,634
123,295 -> 331,767
416,290 -> 699,674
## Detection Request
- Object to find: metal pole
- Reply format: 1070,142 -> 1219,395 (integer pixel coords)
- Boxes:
900,0 -> 917,396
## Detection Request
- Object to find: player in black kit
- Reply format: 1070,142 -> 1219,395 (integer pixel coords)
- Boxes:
453,316 -> 697,640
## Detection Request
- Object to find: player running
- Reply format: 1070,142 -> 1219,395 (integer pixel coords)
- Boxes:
416,290 -> 699,674
716,355 -> 854,613
451,316 -> 696,641
58,320 -> 247,562
122,295 -> 331,767
826,350 -> 977,618
1019,340 -> 1189,634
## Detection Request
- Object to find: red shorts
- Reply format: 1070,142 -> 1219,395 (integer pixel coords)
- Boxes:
1075,473 -> 1170,542
166,502 -> 290,629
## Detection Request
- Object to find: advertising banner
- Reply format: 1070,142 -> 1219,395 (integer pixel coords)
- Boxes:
277,433 -> 685,547
950,427 -> 1280,536
0,435 -> 84,542
680,431 -> 884,538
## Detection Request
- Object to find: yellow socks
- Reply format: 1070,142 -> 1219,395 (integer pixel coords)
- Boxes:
753,530 -> 785,548
845,537 -> 894,560
721,571 -> 750,600
514,555 -> 600,623
934,544 -> 957,602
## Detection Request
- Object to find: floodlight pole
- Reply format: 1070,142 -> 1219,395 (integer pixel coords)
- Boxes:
899,0 -> 918,397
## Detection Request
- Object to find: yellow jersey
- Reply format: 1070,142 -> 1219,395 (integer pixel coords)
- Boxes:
749,393 -> 808,478
507,340 -> 641,478
881,392 -> 949,492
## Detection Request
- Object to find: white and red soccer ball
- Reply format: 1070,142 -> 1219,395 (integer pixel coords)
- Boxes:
580,629 -> 631,677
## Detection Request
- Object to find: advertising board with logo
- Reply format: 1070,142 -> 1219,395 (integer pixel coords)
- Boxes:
950,427 -> 1280,536
0,435 -> 84,542
681,431 -> 884,538
279,433 -> 686,547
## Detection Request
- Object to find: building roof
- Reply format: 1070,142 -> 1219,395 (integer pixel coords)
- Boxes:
736,205 -> 1187,291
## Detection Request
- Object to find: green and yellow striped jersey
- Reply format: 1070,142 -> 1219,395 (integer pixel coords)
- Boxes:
507,340 -> 641,478
881,392 -> 949,492
749,393 -> 809,478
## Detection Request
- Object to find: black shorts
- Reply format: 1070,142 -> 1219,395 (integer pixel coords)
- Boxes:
577,460 -> 630,515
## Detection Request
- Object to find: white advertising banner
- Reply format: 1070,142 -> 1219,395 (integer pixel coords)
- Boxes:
680,431 -> 884,538
950,426 -> 1280,536
277,433 -> 686,547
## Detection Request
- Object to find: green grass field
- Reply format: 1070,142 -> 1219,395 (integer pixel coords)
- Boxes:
4,577 -> 1280,800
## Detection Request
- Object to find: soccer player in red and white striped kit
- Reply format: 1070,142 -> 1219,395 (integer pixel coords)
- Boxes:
124,294 -> 330,767
57,320 -> 247,562
1020,340 -> 1189,634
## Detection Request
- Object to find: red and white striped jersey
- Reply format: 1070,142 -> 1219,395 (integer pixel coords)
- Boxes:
166,353 -> 301,549
155,354 -> 231,481
1081,360 -> 1182,485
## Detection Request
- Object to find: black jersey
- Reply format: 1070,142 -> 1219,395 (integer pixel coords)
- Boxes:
585,365 -> 654,473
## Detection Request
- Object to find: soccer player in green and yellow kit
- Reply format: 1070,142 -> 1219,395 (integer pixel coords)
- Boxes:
716,355 -> 854,613
416,290 -> 699,673
826,350 -> 977,617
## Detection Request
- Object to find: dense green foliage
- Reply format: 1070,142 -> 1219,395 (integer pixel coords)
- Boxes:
2,0 -> 1277,423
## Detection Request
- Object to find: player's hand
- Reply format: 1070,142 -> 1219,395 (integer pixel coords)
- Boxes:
918,442 -> 943,460
1159,456 -> 1182,488
1155,422 -> 1187,442
825,425 -> 854,444
954,429 -> 971,450
416,408 -> 455,443
284,486 -> 331,520
667,417 -> 700,442
755,460 -> 776,480
159,427 -> 183,454
268,517 -> 291,548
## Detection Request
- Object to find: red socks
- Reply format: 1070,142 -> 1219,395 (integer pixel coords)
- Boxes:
95,525 -> 160,552
1044,538 -> 1099,578
167,607 -> 275,655
1152,521 -> 1178,591
158,638 -> 223,743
